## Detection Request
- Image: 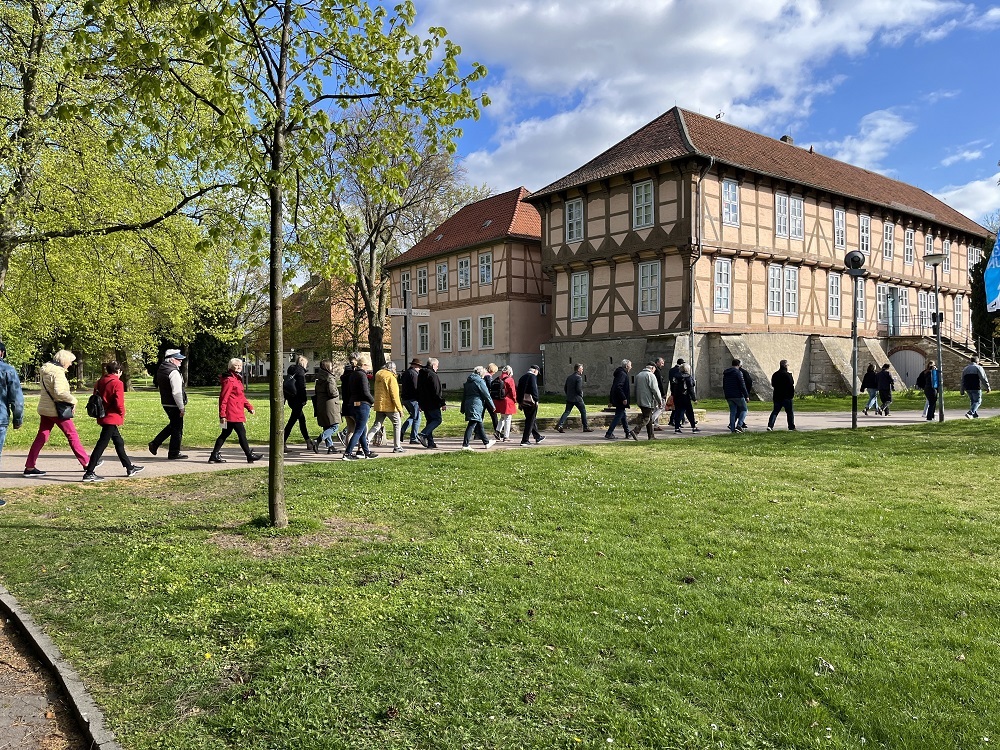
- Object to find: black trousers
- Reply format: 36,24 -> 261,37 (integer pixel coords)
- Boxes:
284,402 -> 310,443
671,395 -> 696,428
520,403 -> 541,443
151,406 -> 184,458
213,422 -> 253,457
87,425 -> 133,473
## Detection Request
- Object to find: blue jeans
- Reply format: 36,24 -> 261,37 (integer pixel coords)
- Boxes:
420,408 -> 443,444
605,405 -> 631,437
346,402 -> 372,455
0,423 -> 7,465
557,398 -> 589,429
767,399 -> 795,430
401,399 -> 421,442
967,390 -> 982,416
865,388 -> 879,410
320,424 -> 341,447
727,398 -> 748,431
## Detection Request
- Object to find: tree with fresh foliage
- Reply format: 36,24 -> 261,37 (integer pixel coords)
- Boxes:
78,0 -> 487,526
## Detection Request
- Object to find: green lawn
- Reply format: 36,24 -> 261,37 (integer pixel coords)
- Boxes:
1,420 -> 997,749
6,386 -> 997,450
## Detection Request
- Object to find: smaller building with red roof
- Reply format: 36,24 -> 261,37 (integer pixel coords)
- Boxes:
386,187 -> 550,384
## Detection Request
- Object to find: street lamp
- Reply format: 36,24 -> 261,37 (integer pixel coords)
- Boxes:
845,250 -> 867,429
923,250 -> 947,422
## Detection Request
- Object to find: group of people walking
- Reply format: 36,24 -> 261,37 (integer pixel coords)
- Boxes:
0,341 -> 995,485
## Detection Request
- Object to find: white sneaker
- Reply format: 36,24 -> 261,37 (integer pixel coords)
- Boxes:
461,445 -> 474,451
965,412 -> 973,419
485,439 -> 496,449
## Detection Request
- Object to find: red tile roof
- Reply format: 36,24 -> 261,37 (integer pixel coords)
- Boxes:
386,187 -> 541,269
529,107 -> 987,239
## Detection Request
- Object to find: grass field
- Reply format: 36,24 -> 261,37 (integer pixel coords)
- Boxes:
1,420 -> 997,749
6,385 -> 998,450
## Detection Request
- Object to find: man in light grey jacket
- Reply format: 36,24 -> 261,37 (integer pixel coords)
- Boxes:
634,363 -> 663,440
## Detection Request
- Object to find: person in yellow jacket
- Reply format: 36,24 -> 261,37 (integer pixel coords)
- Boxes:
24,349 -> 92,477
370,360 -> 405,454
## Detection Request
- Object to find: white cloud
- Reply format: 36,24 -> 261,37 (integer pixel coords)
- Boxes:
941,150 -> 985,167
933,172 -> 1000,224
817,110 -> 917,173
417,0 -> 971,189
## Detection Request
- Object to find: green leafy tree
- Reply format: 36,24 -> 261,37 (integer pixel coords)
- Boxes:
317,105 -> 491,370
80,0 -> 487,525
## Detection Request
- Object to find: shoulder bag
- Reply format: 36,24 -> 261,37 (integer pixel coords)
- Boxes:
42,377 -> 75,420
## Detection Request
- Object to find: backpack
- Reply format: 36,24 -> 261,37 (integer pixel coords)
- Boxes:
489,376 -> 505,401
283,373 -> 297,400
86,389 -> 106,419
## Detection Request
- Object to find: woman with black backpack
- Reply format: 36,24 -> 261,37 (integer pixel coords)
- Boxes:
82,361 -> 143,481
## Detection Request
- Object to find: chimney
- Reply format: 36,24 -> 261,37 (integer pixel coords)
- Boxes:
780,135 -> 794,145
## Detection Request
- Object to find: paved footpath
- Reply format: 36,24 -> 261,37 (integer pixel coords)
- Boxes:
0,406 -> 996,750
1,407 -> 995,490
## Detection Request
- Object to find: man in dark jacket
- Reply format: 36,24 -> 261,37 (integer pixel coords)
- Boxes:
766,360 -> 796,431
722,358 -> 750,433
149,348 -> 188,459
283,355 -> 314,452
343,355 -> 376,459
960,355 -> 991,419
340,352 -> 358,444
516,365 -> 544,445
666,357 -> 686,428
416,358 -> 445,449
0,341 -> 25,504
604,359 -> 636,440
875,364 -> 895,416
554,363 -> 591,433
400,358 -> 422,443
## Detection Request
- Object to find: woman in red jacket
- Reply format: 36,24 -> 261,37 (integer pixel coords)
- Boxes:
83,361 -> 143,481
494,365 -> 518,442
210,358 -> 263,463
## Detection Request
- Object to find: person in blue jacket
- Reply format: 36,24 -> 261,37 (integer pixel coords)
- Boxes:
0,341 -> 25,507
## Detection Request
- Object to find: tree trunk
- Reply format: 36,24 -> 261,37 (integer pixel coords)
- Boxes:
369,325 -> 386,370
115,348 -> 133,390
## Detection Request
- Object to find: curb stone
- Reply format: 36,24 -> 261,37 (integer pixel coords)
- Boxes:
0,584 -> 123,750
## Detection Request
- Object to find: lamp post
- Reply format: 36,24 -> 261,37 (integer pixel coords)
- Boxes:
923,250 -> 948,422
844,251 -> 867,429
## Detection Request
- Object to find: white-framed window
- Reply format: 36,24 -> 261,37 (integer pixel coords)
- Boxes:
860,215 -> 871,255
479,315 -> 494,349
478,252 -> 493,285
400,270 -> 411,295
877,283 -> 888,324
638,260 -> 660,315
789,196 -> 804,240
968,245 -> 982,273
722,179 -> 740,226
767,265 -> 783,316
458,318 -> 472,350
439,320 -> 452,352
417,323 -> 429,353
436,262 -> 448,292
834,208 -> 846,249
855,280 -> 866,322
416,267 -> 428,296
955,296 -> 963,330
565,198 -> 584,242
943,240 -> 951,273
918,291 -> 929,328
571,271 -> 589,321
714,258 -> 732,312
899,288 -> 910,325
883,222 -> 894,261
784,266 -> 799,317
632,181 -> 654,228
828,272 -> 842,320
458,257 -> 471,289
904,228 -> 914,265
775,194 -> 789,238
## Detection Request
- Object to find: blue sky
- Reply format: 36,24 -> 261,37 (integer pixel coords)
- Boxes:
416,0 -> 1000,228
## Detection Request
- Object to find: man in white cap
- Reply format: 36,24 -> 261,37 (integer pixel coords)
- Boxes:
149,348 -> 188,459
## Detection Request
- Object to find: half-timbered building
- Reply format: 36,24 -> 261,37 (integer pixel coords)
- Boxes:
386,187 -> 550,386
525,107 -> 990,394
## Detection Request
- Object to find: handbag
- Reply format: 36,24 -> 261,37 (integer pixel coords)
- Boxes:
42,378 -> 75,420
86,389 -> 107,419
520,392 -> 536,407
